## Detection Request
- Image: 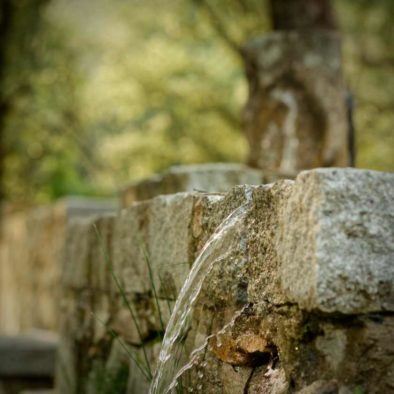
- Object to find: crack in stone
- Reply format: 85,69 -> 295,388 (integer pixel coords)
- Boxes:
243,367 -> 256,394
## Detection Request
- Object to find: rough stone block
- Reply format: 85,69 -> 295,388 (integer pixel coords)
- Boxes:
278,168 -> 394,314
23,207 -> 66,332
114,192 -> 216,296
90,214 -> 117,292
0,334 -> 57,377
112,201 -> 151,293
61,196 -> 117,218
109,292 -> 154,345
62,218 -> 94,290
0,197 -> 117,336
0,213 -> 28,335
120,163 -> 262,207
56,167 -> 394,394
62,213 -> 116,292
148,193 -> 198,298
126,342 -> 161,394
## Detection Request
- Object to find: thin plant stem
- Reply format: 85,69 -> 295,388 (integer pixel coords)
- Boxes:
93,224 -> 153,381
92,311 -> 151,382
138,236 -> 165,334
158,272 -> 173,317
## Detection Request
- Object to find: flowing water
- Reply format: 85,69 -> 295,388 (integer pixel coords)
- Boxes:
149,188 -> 254,394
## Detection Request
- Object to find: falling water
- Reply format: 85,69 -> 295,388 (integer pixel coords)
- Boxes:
149,188 -> 254,394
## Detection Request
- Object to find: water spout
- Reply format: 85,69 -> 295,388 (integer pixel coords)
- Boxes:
149,188 -> 254,394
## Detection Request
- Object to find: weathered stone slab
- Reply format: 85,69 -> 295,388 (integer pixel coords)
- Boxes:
112,201 -> 151,294
151,170 -> 394,393
114,192 -> 223,296
57,288 -> 116,394
62,213 -> 116,292
0,197 -> 117,336
89,214 -> 117,292
0,213 -> 27,335
278,168 -> 394,314
167,184 -> 296,394
62,218 -> 94,290
62,196 -> 117,218
147,193 -> 200,298
120,163 -> 262,207
0,334 -> 57,377
56,167 -> 394,394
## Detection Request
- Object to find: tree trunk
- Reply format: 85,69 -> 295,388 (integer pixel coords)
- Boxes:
242,0 -> 351,175
0,0 -> 50,214
270,0 -> 336,30
0,0 -> 12,225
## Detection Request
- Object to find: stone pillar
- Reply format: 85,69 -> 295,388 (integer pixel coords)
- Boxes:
242,30 -> 349,174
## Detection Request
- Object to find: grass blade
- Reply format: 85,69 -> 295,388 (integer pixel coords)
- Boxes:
93,224 -> 153,381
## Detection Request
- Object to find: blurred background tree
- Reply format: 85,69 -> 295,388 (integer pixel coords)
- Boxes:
1,0 -> 393,207
1,0 -> 93,208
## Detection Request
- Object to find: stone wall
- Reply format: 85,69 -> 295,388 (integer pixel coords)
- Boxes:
56,168 -> 394,394
0,198 -> 117,335
120,163 -> 263,208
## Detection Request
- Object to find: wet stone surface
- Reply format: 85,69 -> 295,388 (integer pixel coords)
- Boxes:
56,168 -> 394,394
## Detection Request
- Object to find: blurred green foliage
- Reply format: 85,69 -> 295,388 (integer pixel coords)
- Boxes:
2,0 -> 96,204
336,0 -> 394,172
2,0 -> 393,205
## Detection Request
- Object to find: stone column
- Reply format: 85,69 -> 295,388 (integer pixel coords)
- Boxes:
242,0 -> 350,174
243,31 -> 348,173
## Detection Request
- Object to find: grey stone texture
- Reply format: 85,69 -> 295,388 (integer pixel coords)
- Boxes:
55,167 -> 394,394
120,163 -> 262,207
243,31 -> 349,173
0,332 -> 57,394
0,198 -> 117,335
278,168 -> 394,313
57,190 -> 224,393
113,192 -> 201,296
0,333 -> 57,377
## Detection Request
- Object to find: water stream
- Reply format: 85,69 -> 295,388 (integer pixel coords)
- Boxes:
149,188 -> 254,394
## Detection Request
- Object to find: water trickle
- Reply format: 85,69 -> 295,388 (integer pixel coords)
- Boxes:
149,188 -> 254,394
